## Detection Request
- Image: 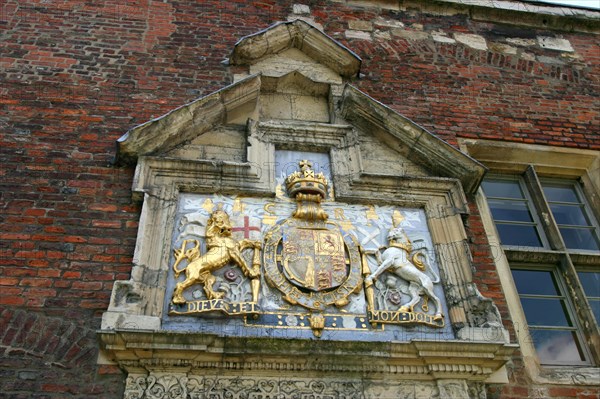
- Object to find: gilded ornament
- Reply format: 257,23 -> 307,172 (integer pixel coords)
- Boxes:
170,209 -> 262,313
364,217 -> 444,327
263,161 -> 363,336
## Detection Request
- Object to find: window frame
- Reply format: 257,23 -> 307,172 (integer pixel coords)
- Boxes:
483,175 -> 550,250
462,138 -> 600,385
539,177 -> 600,253
482,172 -> 600,366
511,263 -> 593,366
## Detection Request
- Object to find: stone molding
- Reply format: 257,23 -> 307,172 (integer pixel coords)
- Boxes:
230,19 -> 362,79
101,22 -> 516,398
340,85 -> 486,195
337,0 -> 600,34
99,330 -> 515,380
122,374 -> 485,399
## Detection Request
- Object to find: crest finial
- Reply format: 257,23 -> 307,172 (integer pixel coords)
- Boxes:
285,160 -> 328,200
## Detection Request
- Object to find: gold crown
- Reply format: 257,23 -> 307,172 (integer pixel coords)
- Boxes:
285,160 -> 328,199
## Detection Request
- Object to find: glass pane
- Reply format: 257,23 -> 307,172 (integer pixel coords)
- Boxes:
489,199 -> 534,222
275,150 -> 331,181
496,224 -> 542,247
529,329 -> 586,364
560,227 -> 600,251
550,204 -> 590,226
482,180 -> 524,199
577,271 -> 600,297
542,184 -> 579,203
512,270 -> 560,296
520,298 -> 573,326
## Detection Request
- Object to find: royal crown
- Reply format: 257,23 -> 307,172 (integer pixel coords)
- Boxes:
285,160 -> 328,199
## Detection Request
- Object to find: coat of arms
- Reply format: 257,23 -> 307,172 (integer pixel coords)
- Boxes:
263,161 -> 362,317
167,161 -> 447,336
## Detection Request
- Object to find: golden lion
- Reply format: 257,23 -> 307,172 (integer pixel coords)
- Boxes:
171,210 -> 261,304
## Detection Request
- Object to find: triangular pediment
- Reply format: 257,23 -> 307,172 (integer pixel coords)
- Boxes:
339,86 -> 486,194
117,22 -> 485,194
116,74 -> 261,165
230,19 -> 361,81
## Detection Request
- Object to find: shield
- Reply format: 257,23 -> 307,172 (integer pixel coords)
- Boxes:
281,227 -> 348,292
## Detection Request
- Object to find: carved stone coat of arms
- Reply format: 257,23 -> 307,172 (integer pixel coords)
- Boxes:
165,161 -> 448,338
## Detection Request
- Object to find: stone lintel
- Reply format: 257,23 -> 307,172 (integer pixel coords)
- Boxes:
98,330 -> 517,380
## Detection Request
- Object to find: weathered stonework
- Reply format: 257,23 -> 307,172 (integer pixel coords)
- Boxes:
100,20 -> 515,399
5,0 -> 598,397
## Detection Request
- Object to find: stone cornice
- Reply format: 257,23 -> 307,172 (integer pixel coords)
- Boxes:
98,330 -> 517,380
336,0 -> 599,33
339,85 -> 487,195
116,74 -> 262,165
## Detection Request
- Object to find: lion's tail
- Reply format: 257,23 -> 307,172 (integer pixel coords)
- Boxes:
173,239 -> 199,278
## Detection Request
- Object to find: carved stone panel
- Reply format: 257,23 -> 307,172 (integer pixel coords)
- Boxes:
124,374 -> 444,399
163,191 -> 452,341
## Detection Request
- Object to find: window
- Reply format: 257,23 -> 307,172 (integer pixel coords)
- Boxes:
541,181 -> 600,251
511,267 -> 589,365
578,270 -> 600,324
481,178 -> 546,248
482,171 -> 600,366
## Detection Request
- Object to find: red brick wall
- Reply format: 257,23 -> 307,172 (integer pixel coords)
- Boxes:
1,1 -> 598,397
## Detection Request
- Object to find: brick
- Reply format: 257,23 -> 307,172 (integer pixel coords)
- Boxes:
0,1 -> 598,397
549,387 -> 578,397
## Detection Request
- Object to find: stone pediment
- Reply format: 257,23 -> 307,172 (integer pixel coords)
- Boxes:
117,18 -> 485,193
230,19 -> 361,81
116,74 -> 261,165
339,85 -> 486,194
103,22 -> 513,398
116,73 -> 485,195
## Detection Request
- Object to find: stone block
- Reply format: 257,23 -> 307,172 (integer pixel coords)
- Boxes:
432,32 -> 456,44
521,52 -> 535,61
391,29 -> 429,41
374,18 -> 405,29
537,36 -> 574,52
345,30 -> 372,41
373,30 -> 391,41
537,55 -> 566,65
101,312 -> 161,331
454,33 -> 488,51
292,4 -> 310,14
348,20 -> 373,31
489,42 -> 517,54
457,326 -> 510,343
506,37 -> 536,47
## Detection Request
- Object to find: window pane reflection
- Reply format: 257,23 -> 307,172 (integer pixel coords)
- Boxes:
482,180 -> 523,199
530,329 -> 586,364
512,270 -> 559,295
577,271 -> 600,297
560,228 -> 600,251
496,224 -> 542,247
489,199 -> 534,222
542,185 -> 579,203
520,298 -> 573,326
550,204 -> 589,226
